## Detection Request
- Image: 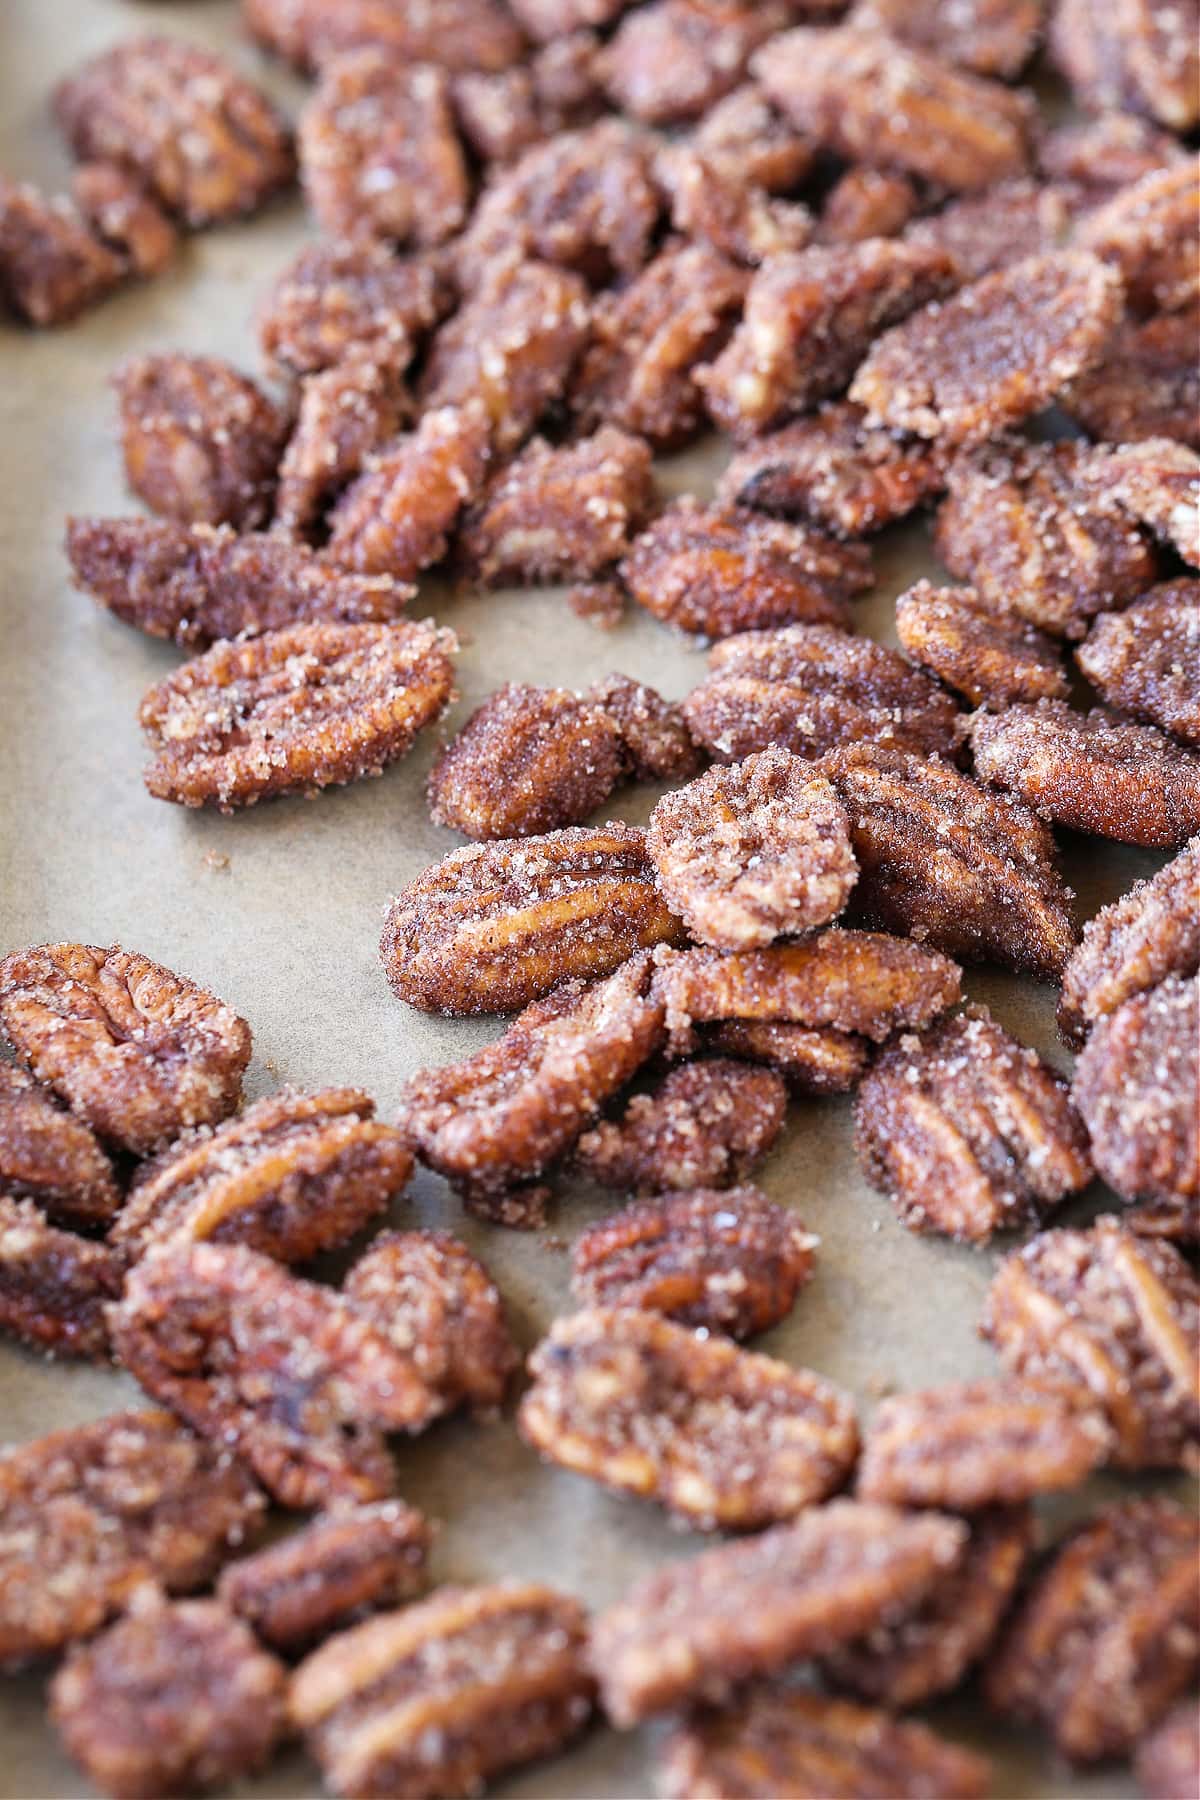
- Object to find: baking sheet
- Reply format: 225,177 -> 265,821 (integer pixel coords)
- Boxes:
0,4 -> 1192,1796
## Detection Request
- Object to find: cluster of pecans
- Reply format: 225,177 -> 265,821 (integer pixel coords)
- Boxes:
2,0 -> 1200,1798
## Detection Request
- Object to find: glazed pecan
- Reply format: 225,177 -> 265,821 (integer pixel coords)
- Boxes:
586,673 -> 702,782
451,66 -> 546,165
113,353 -> 289,532
570,243 -> 748,449
418,260 -> 590,453
326,405 -> 491,578
718,403 -> 945,540
289,1584 -> 594,1800
141,618 -> 456,811
1063,307 -> 1200,448
855,1007 -> 1092,1242
300,51 -> 469,248
896,580 -> 1069,707
509,0 -> 634,40
823,1507 -> 1034,1709
0,1409 -> 263,1667
519,1306 -> 858,1529
855,0 -> 1041,76
647,754 -> 857,950
110,1088 -> 411,1266
396,953 -> 665,1212
1077,158 -> 1200,314
934,437 -> 1158,639
621,503 -> 872,639
0,177 -> 124,326
381,823 -> 685,1015
970,701 -> 1200,848
1038,112 -> 1185,209
570,1185 -> 814,1338
704,1020 -> 871,1094
67,516 -> 414,648
1082,437 -> 1200,566
1050,0 -> 1200,131
817,168 -> 920,247
428,683 -> 626,840
0,1064 -> 119,1229
344,1229 -> 519,1416
0,1194 -> 122,1361
652,930 -> 962,1057
903,180 -> 1070,284
660,1686 -> 992,1800
982,1216 -> 1200,1470
259,241 -> 448,378
50,1593 -> 287,1800
681,624 -> 961,763
70,162 -> 177,279
1135,1701 -> 1200,1800
53,35 -> 294,227
1058,836 -> 1200,1044
111,1242 -> 442,1507
658,145 -> 813,270
755,24 -> 1035,191
1077,581 -> 1199,744
0,943 -> 250,1155
690,82 -> 815,193
592,1500 -> 968,1724
858,1380 -> 1109,1510
985,1497 -> 1200,1761
600,0 -> 794,124
817,745 -> 1078,979
456,427 -> 654,586
574,1063 -> 788,1196
218,1500 -> 432,1652
275,353 -> 413,539
698,240 -> 958,441
243,0 -> 527,72
1073,976 -> 1199,1218
851,252 -> 1124,448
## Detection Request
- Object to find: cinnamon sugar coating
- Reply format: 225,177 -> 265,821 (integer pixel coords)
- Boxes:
0,177 -> 124,325
70,163 -> 178,279
1077,581 -> 1200,744
1081,437 -> 1200,566
896,581 -> 1069,707
243,0 -> 527,73
704,1020 -> 871,1094
657,145 -> 813,271
327,405 -> 491,578
689,84 -> 815,195
1135,1702 -> 1200,1800
574,1065 -> 788,1196
509,0 -> 633,41
1038,113 -> 1185,210
0,1194 -> 122,1361
275,353 -> 413,539
0,1065 -> 120,1229
259,241 -> 448,378
586,674 -> 701,782
1058,836 -> 1200,1045
599,1 -> 796,125
903,181 -> 1070,284
1077,158 -> 1200,314
818,169 -> 920,247
854,0 -> 1042,76
1064,307 -> 1200,448
1050,0 -> 1200,132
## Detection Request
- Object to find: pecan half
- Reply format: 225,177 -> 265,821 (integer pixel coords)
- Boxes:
855,0 -> 1041,76
275,352 -> 413,539
0,1065 -> 120,1229
1063,307 -> 1200,448
326,404 -> 491,578
0,177 -> 124,325
71,162 -> 178,278
1038,113 -> 1185,209
896,580 -> 1068,707
509,0 -> 633,41
903,179 -> 1070,284
1081,437 -> 1200,566
574,1063 -> 788,1196
818,168 -> 920,246
586,673 -> 702,782
1050,0 -> 1200,132
1077,157 -> 1200,314
259,241 -> 448,378
519,1306 -> 858,1529
1077,581 -> 1199,745
244,0 -> 526,73
600,0 -> 795,125
656,145 -> 812,270
0,1194 -> 122,1361
704,1020 -> 871,1094
1058,836 -> 1200,1045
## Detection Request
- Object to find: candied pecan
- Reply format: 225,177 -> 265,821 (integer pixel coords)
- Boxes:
0,943 -> 250,1155
111,1242 -> 441,1506
244,0 -> 527,73
586,673 -> 701,782
660,1685 -> 992,1800
981,1215 -> 1200,1470
698,240 -> 958,441
592,1500 -> 968,1724
218,1500 -> 432,1652
300,52 -> 469,248
0,1194 -> 122,1361
681,623 -> 961,763
1058,836 -> 1200,1044
823,1506 -> 1034,1709
1073,976 -> 1199,1216
67,516 -> 413,647
54,35 -> 294,227
855,1007 -> 1092,1242
0,1064 -> 120,1228
141,618 -> 456,811
653,930 -> 962,1057
418,261 -> 590,455
51,1591 -> 287,1800
704,1020 -> 870,1094
520,1306 -> 856,1529
818,169 -> 921,247
970,701 -> 1200,848
568,580 -> 625,629
620,504 -> 872,640
570,1185 -> 813,1338
1039,112 -> 1185,209
290,1583 -> 594,1800
904,180 -> 1070,284
934,436 -> 1158,639
326,404 -> 489,578
381,823 -> 685,1015
755,25 -> 1035,192
1078,158 -> 1200,315
850,251 -> 1124,448
275,354 -> 412,540
1050,0 -> 1200,132
530,30 -> 607,128
574,1064 -> 788,1197
113,353 -> 288,532
985,1497 -> 1200,1761
71,162 -> 177,279
571,243 -> 748,449
647,754 -> 857,950
259,241 -> 448,379
1078,581 -> 1199,744
1064,307 -> 1200,448
895,580 -> 1069,707
1082,437 -> 1200,566
0,1409 -> 264,1667
719,403 -> 944,540
0,176 -> 124,326
691,84 -> 815,194
509,0 -> 634,40
427,684 -> 626,840
854,0 -> 1041,76
396,953 -> 665,1210
1136,1701 -> 1200,1800
457,428 -> 654,586
110,1088 -> 411,1266
451,66 -> 545,164
344,1228 -> 519,1415
817,745 -> 1078,979
600,0 -> 794,125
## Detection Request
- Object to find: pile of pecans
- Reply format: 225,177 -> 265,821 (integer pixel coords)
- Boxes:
2,1 -> 1199,1797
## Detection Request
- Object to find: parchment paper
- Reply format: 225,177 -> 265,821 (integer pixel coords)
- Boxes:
0,4 -> 1191,1795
